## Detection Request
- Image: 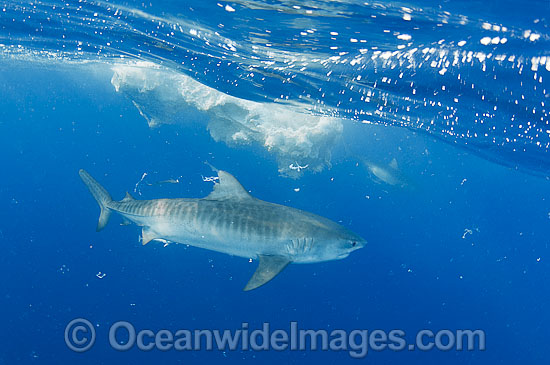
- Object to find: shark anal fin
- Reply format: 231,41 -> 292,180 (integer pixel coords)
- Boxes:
244,255 -> 290,291
141,227 -> 157,246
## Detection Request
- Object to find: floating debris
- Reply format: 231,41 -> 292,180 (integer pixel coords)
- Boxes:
202,175 -> 220,183
134,172 -> 148,196
289,162 -> 309,172
462,229 -> 473,239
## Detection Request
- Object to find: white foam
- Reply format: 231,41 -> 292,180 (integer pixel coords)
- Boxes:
480,37 -> 491,46
110,62 -> 343,177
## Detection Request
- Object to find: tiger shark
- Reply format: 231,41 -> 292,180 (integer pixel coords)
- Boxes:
79,168 -> 365,291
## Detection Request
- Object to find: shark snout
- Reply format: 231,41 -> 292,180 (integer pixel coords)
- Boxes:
350,236 -> 367,251
337,240 -> 364,259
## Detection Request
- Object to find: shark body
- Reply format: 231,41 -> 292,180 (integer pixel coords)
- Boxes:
364,158 -> 408,187
79,168 -> 365,290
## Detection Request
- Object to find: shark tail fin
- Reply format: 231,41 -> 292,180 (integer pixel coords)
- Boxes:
79,169 -> 113,231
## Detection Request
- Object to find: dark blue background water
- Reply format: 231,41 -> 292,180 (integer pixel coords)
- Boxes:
1,0 -> 550,363
1,59 -> 549,364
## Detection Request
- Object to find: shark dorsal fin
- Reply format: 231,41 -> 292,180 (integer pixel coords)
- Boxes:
122,192 -> 134,202
244,255 -> 290,291
389,158 -> 398,170
206,171 -> 254,201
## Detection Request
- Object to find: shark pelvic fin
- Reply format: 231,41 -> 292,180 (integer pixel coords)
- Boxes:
206,170 -> 254,201
244,255 -> 290,291
120,216 -> 132,226
141,227 -> 157,245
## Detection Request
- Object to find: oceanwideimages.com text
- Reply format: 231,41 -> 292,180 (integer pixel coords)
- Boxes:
65,318 -> 485,358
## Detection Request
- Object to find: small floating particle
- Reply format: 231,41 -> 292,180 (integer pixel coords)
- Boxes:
462,229 -> 473,239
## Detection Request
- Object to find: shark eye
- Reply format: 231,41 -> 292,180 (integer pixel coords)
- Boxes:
351,241 -> 357,247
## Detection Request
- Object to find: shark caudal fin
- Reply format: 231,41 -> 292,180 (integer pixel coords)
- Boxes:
79,169 -> 113,231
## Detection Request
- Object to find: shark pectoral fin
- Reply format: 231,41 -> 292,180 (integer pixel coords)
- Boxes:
141,228 -> 156,246
244,255 -> 290,291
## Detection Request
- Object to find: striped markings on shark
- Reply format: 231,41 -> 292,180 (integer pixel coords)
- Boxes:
79,168 -> 365,291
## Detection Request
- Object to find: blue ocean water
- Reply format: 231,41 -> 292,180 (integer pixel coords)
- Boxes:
0,0 -> 549,363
